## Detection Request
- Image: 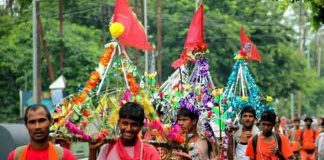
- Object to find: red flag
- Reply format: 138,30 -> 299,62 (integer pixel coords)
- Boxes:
184,3 -> 205,49
239,27 -> 261,63
113,0 -> 153,51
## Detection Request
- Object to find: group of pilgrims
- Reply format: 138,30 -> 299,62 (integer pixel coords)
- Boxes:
10,0 -> 324,160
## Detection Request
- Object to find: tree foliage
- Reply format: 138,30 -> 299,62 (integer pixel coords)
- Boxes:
0,0 -> 323,122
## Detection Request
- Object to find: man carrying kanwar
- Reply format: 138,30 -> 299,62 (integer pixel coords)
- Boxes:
88,102 -> 160,160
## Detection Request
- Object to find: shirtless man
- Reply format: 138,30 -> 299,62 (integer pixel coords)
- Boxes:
176,107 -> 218,159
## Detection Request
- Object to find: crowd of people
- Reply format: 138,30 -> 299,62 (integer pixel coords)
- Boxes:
7,103 -> 324,160
226,107 -> 324,160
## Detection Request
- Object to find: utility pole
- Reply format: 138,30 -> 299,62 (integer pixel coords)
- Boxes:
59,0 -> 64,71
100,0 -> 107,45
319,47 -> 322,77
38,6 -> 55,82
133,0 -> 139,67
297,0 -> 305,117
316,30 -> 323,77
196,0 -> 201,9
157,0 -> 162,84
150,44 -> 156,73
291,93 -> 294,119
143,0 -> 149,73
33,0 -> 41,104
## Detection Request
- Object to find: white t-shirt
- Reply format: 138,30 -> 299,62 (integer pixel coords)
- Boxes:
235,143 -> 249,160
316,132 -> 324,160
97,143 -> 135,160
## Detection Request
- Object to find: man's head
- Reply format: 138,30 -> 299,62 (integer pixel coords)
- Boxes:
293,118 -> 300,128
304,117 -> 313,128
240,106 -> 256,128
260,110 -> 276,137
176,107 -> 199,134
24,104 -> 52,143
118,102 -> 144,145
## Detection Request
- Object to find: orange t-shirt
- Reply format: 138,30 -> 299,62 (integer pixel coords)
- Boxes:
288,129 -> 301,152
301,129 -> 319,150
245,134 -> 293,160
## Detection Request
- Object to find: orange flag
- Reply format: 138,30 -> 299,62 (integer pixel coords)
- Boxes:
113,0 -> 153,51
239,27 -> 261,63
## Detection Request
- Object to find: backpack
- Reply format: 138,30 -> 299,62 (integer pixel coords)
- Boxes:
252,133 -> 282,158
13,144 -> 63,160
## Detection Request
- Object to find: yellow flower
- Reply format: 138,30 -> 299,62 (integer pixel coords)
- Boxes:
241,96 -> 248,102
148,72 -> 157,78
212,88 -> 224,96
172,97 -> 178,103
185,84 -> 191,90
266,96 -> 273,103
234,54 -> 244,60
109,22 -> 125,38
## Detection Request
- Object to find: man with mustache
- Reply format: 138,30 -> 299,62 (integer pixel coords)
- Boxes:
227,106 -> 260,160
245,110 -> 293,160
7,104 -> 77,160
89,102 -> 160,160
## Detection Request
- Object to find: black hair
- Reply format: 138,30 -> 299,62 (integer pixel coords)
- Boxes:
24,104 -> 52,124
240,106 -> 256,118
119,102 -> 145,124
293,118 -> 300,122
177,107 -> 199,120
304,117 -> 313,122
260,110 -> 276,124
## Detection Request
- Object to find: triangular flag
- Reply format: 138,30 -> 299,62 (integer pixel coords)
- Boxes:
113,0 -> 153,51
239,27 -> 261,63
184,3 -> 206,49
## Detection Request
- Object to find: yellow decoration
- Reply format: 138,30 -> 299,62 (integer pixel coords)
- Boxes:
234,54 -> 244,60
107,106 -> 120,126
242,96 -> 248,102
266,96 -> 273,103
96,96 -> 108,113
212,88 -> 224,96
185,84 -> 191,90
171,97 -> 178,103
148,72 -> 157,78
140,95 -> 155,117
109,22 -> 125,38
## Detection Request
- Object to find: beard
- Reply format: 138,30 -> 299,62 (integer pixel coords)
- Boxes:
31,134 -> 49,143
262,130 -> 272,137
243,124 -> 253,130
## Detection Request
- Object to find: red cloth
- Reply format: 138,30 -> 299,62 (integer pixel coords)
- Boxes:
100,138 -> 161,160
301,129 -> 319,150
7,145 -> 76,160
239,27 -> 261,63
184,3 -> 205,49
113,0 -> 152,51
